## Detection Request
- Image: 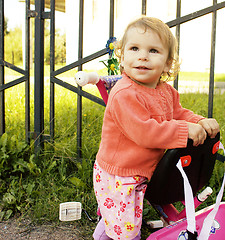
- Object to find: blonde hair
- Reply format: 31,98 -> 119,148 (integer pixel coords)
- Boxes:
115,16 -> 180,82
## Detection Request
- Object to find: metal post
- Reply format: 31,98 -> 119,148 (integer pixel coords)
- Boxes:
34,0 -> 45,152
77,0 -> 84,159
0,0 -> 5,135
174,0 -> 181,90
142,0 -> 147,15
25,0 -> 31,143
50,0 -> 55,140
208,0 -> 217,118
109,0 -> 114,37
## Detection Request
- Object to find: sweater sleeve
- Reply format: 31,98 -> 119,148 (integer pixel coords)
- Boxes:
109,87 -> 189,149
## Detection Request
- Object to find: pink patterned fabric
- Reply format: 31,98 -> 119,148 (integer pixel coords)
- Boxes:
93,161 -> 147,240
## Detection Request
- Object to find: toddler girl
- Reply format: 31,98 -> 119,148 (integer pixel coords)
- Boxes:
93,16 -> 219,240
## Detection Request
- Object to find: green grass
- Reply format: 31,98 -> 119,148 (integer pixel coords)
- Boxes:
179,71 -> 209,82
1,69 -> 225,239
179,71 -> 225,82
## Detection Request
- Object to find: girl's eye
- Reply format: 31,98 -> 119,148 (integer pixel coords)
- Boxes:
150,49 -> 158,53
131,46 -> 138,51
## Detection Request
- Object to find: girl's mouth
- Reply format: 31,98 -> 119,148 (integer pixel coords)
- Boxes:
136,66 -> 150,70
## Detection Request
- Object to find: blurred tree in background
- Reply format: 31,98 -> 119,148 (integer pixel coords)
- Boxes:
4,20 -> 66,66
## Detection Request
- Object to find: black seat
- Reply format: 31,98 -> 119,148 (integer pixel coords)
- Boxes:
145,133 -> 220,205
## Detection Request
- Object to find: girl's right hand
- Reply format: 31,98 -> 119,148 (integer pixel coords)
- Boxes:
187,122 -> 207,146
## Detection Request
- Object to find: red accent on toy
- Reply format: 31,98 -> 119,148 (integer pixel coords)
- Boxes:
212,141 -> 220,154
96,80 -> 109,105
180,155 -> 192,167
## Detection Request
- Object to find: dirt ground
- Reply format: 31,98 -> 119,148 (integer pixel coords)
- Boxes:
0,216 -> 152,239
0,216 -> 94,240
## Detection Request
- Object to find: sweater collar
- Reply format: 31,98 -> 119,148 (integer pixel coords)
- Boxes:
122,72 -> 164,94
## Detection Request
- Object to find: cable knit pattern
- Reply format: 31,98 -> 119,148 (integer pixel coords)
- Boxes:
96,73 -> 204,180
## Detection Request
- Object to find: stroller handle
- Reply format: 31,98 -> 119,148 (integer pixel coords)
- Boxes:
75,71 -> 100,87
75,71 -> 122,90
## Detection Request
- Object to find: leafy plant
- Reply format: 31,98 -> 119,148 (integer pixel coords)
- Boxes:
68,158 -> 93,191
0,133 -> 35,220
0,133 -> 28,178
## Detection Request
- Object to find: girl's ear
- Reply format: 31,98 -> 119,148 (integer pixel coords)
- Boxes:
120,54 -> 124,69
163,58 -> 173,73
121,54 -> 124,65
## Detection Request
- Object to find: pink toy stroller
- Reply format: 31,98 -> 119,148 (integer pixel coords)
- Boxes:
74,72 -> 225,240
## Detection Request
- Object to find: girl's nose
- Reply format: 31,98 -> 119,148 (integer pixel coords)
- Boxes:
138,51 -> 149,61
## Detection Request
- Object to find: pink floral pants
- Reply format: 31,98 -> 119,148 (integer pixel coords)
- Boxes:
93,161 -> 147,240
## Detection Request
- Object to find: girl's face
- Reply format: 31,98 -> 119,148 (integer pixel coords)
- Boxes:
121,26 -> 170,88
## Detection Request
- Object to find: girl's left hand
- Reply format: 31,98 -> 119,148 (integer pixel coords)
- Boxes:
198,118 -> 220,138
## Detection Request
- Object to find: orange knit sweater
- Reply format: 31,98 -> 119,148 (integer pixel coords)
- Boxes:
96,74 -> 204,180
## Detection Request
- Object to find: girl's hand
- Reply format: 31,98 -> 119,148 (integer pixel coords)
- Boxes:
187,122 -> 207,146
198,118 -> 220,138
